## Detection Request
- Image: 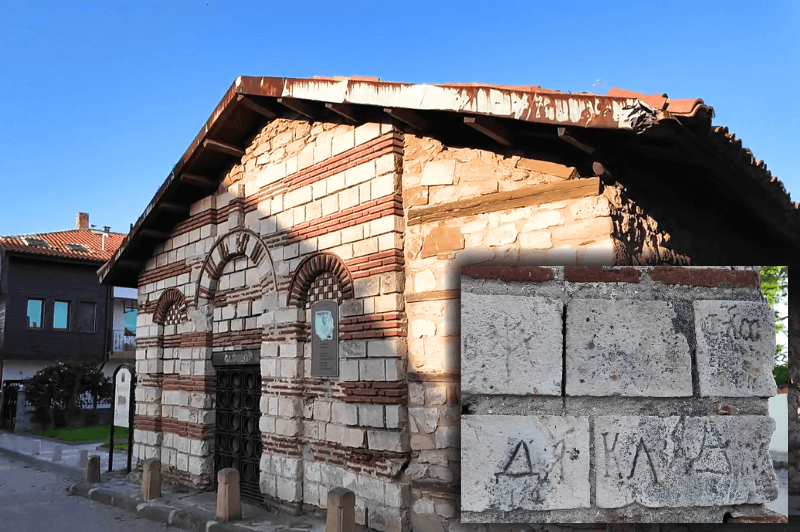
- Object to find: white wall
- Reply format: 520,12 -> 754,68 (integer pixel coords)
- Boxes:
769,392 -> 788,452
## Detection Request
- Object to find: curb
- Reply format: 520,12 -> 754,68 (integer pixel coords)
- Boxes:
67,481 -> 263,532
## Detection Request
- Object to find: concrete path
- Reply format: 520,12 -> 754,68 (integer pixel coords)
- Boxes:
0,429 -> 131,475
0,429 -> 326,532
0,453 -> 167,532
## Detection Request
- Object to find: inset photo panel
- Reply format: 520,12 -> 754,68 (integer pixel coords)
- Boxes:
460,265 -> 787,523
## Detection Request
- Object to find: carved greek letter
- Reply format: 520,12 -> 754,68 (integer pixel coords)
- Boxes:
601,431 -> 623,479
628,437 -> 659,484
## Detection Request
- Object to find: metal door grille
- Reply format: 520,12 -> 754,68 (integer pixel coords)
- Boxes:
214,365 -> 262,503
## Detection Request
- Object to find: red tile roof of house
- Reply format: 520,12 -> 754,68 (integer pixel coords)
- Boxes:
0,229 -> 126,263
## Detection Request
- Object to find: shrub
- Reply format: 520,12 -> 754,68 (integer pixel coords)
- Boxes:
773,364 -> 788,386
23,362 -> 112,429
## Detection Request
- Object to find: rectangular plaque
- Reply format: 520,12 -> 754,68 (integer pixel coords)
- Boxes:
212,349 -> 259,366
311,299 -> 339,378
113,367 -> 132,428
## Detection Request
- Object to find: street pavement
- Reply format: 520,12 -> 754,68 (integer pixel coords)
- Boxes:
0,429 -> 325,532
0,453 -> 167,532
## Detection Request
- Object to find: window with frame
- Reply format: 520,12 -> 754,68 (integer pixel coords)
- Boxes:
27,299 -> 43,329
53,301 -> 70,330
77,301 -> 96,332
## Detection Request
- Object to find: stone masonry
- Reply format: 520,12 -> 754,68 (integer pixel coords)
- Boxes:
461,266 -> 778,524
126,106 -> 785,531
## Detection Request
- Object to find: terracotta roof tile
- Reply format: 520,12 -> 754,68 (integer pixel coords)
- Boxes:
0,228 -> 125,263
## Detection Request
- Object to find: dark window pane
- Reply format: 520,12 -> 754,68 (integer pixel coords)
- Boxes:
78,302 -> 96,332
54,301 -> 70,330
27,299 -> 43,329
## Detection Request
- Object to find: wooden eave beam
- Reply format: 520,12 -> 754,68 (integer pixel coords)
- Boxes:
408,177 -> 600,226
181,173 -> 217,189
558,127 -> 596,154
325,102 -> 361,124
158,202 -> 190,215
140,229 -> 171,240
118,259 -> 145,270
277,97 -> 319,119
203,139 -> 245,158
384,108 -> 428,131
464,116 -> 512,147
236,94 -> 277,119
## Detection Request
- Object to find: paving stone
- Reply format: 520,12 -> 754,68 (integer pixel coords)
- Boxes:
565,299 -> 692,397
461,293 -> 563,396
594,415 -> 778,508
461,415 -> 590,511
694,300 -> 777,397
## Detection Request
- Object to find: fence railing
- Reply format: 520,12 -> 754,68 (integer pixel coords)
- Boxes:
111,329 -> 136,352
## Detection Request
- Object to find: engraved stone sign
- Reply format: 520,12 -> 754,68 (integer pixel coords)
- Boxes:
565,299 -> 692,396
461,294 -> 563,395
594,415 -> 778,508
461,415 -> 590,514
212,349 -> 258,366
311,299 -> 338,378
694,300 -> 777,397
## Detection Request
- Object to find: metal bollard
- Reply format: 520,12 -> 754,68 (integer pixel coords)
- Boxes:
85,455 -> 101,483
326,488 -> 355,532
78,449 -> 88,468
52,445 -> 63,462
216,468 -> 242,522
141,458 -> 161,500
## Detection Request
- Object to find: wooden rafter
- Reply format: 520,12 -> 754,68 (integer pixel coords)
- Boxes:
181,173 -> 217,189
203,139 -> 245,158
236,94 -> 277,119
325,102 -> 361,123
464,116 -> 512,146
384,108 -> 428,130
277,97 -> 318,119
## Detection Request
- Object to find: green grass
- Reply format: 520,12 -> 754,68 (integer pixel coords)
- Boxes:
32,425 -> 129,442
99,441 -> 129,451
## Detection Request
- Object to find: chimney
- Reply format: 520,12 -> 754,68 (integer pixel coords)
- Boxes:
77,212 -> 89,230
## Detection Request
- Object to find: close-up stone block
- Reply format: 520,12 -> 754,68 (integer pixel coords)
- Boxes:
594,415 -> 778,508
565,299 -> 692,396
461,293 -> 563,395
461,415 -> 590,513
694,300 -> 777,397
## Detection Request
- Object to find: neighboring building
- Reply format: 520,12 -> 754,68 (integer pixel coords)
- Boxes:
0,213 -> 136,388
98,76 -> 798,529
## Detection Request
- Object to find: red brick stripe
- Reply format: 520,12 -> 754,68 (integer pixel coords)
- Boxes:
162,375 -> 214,392
345,249 -> 404,280
649,267 -> 758,288
565,267 -> 641,283
284,132 -> 403,192
135,414 -> 213,440
285,195 -> 402,245
139,261 -> 192,286
461,265 -> 555,282
338,381 -> 407,405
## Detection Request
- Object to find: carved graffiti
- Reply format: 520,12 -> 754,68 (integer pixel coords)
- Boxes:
493,438 -> 569,501
595,416 -> 774,508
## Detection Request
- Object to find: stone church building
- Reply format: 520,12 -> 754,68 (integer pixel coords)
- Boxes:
98,76 -> 798,530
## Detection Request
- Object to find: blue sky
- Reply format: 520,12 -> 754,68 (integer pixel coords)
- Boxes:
1,1 -> 798,237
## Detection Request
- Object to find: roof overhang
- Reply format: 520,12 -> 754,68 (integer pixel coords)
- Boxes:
99,76 -> 799,286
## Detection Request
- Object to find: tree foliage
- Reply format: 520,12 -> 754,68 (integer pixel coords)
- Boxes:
760,266 -> 788,385
23,362 -> 112,428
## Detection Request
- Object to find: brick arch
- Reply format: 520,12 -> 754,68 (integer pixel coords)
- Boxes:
153,288 -> 188,325
195,228 -> 277,309
286,252 -> 354,307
